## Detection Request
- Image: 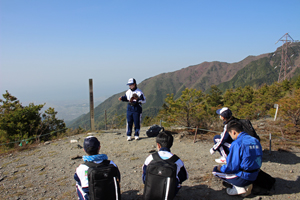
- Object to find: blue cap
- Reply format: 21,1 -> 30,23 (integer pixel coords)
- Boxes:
216,107 -> 232,119
84,136 -> 100,155
127,78 -> 136,85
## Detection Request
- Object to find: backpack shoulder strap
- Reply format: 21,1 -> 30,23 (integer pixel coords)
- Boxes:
152,152 -> 179,163
167,154 -> 179,164
152,152 -> 162,161
84,160 -> 111,168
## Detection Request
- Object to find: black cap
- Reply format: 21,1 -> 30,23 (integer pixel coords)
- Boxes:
83,136 -> 100,155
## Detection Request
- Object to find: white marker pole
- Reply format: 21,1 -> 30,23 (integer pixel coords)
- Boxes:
274,104 -> 279,121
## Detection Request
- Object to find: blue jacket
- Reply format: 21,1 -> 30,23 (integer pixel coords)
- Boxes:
220,132 -> 263,181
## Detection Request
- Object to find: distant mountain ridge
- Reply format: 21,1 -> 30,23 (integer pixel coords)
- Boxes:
68,42 -> 300,129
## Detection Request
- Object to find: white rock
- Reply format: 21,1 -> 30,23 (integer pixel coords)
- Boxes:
70,140 -> 78,143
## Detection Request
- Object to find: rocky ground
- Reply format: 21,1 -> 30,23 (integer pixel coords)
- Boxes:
1,119 -> 300,200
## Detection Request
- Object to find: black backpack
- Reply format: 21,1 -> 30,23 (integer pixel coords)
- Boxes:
143,152 -> 179,200
84,160 -> 121,200
252,170 -> 276,195
238,119 -> 260,141
146,125 -> 164,137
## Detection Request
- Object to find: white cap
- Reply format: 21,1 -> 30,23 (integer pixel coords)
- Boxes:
127,78 -> 136,85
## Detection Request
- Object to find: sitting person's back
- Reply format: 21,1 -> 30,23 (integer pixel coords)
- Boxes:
142,131 -> 188,200
74,136 -> 121,200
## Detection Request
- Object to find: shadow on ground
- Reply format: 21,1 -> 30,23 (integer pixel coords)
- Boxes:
262,149 -> 300,164
271,176 -> 300,196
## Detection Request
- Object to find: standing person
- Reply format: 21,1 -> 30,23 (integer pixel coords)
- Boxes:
74,136 -> 121,200
118,78 -> 146,141
212,121 -> 263,197
210,107 -> 237,163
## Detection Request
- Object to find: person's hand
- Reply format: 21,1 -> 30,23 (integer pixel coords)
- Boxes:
118,97 -> 122,101
210,148 -> 215,155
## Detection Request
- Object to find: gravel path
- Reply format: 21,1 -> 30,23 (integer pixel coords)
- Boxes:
1,126 -> 300,200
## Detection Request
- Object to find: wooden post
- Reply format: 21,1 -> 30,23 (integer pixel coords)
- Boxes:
193,126 -> 198,143
89,79 -> 95,131
269,133 -> 272,154
105,110 -> 107,130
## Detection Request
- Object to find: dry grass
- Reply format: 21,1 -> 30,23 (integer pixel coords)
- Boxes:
27,149 -> 41,156
130,157 -> 139,160
55,176 -> 68,182
16,164 -> 28,168
58,180 -> 68,186
38,171 -> 46,175
38,155 -> 46,159
15,169 -> 26,175
57,189 -> 74,199
34,165 -> 45,170
1,158 -> 21,168
25,182 -> 34,188
8,176 -> 18,181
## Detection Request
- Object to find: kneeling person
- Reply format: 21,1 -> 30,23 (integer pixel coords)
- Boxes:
142,132 -> 188,200
212,121 -> 262,197
74,136 -> 121,200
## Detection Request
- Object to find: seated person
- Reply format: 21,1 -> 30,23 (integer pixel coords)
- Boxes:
74,136 -> 121,200
210,107 -> 237,164
142,132 -> 188,199
212,121 -> 263,197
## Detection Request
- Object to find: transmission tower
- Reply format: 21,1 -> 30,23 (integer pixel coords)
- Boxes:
275,33 -> 295,82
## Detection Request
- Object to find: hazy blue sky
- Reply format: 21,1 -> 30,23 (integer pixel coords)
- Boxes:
1,0 -> 300,104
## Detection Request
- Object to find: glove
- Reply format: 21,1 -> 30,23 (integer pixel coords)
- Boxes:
210,148 -> 215,155
129,94 -> 139,104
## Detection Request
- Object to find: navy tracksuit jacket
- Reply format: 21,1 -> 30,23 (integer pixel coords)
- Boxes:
120,87 -> 146,136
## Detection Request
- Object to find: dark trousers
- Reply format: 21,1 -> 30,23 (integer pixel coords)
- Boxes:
127,111 -> 142,136
212,166 -> 253,187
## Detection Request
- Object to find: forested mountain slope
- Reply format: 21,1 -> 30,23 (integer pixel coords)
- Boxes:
68,42 -> 300,129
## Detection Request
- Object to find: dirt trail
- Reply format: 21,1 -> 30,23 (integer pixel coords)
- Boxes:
1,126 -> 300,200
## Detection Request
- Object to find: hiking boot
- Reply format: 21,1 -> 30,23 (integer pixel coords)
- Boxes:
135,136 -> 140,140
241,184 -> 253,197
226,185 -> 246,195
215,156 -> 227,164
127,136 -> 132,141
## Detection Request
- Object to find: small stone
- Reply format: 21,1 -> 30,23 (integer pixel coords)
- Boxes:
70,140 -> 78,143
44,141 -> 50,145
40,166 -> 46,171
290,170 -> 294,173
